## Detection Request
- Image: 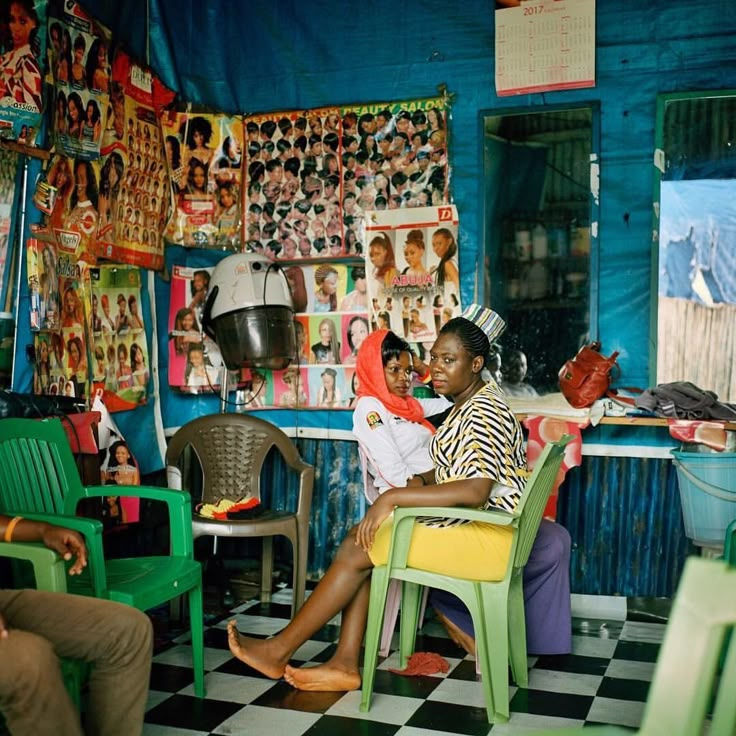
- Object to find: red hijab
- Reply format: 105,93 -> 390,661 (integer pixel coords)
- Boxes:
355,329 -> 436,433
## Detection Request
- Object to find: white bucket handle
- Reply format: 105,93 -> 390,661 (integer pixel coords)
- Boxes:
673,458 -> 736,502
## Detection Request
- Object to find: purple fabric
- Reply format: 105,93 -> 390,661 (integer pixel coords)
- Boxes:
429,519 -> 572,655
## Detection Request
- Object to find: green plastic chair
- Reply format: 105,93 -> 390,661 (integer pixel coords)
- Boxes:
0,540 -> 89,712
360,435 -> 572,724
524,555 -> 736,736
0,417 -> 205,698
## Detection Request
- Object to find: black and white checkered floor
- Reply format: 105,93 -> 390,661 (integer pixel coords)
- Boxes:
143,587 -> 662,735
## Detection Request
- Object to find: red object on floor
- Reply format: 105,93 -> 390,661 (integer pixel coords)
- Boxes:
388,652 -> 450,676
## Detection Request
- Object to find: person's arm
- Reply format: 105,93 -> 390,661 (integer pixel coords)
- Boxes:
355,477 -> 492,552
0,515 -> 87,575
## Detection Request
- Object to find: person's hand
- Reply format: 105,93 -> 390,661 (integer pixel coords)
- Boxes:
41,525 -> 88,575
0,612 -> 7,639
355,494 -> 393,553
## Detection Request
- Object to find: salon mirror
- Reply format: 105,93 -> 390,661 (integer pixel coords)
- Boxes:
482,105 -> 598,394
653,91 -> 736,402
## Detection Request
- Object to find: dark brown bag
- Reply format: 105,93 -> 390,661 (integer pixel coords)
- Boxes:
558,342 -> 619,408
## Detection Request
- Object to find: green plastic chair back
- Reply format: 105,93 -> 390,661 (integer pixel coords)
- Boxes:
0,418 -> 206,697
510,555 -> 736,736
0,541 -> 89,711
360,435 -> 572,724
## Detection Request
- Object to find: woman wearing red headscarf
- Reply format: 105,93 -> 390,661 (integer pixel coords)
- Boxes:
351,329 -> 450,495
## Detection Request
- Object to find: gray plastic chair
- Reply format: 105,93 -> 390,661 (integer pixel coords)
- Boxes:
166,413 -> 314,616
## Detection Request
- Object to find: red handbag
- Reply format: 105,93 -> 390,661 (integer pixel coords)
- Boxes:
558,342 -> 619,409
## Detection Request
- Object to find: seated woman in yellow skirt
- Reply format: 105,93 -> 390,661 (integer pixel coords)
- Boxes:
227,304 -> 528,692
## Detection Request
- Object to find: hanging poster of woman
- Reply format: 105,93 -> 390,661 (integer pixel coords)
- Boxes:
89,263 -> 149,411
47,0 -> 109,160
162,110 -> 243,249
0,0 -> 47,143
96,49 -> 173,270
360,204 -> 461,345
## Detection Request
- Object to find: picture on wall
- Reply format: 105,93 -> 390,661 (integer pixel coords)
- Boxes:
0,0 -> 47,144
361,204 -> 461,346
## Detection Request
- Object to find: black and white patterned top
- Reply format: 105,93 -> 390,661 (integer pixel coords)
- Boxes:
422,381 -> 528,528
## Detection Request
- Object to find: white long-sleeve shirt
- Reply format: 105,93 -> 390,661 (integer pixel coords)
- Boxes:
352,394 -> 452,493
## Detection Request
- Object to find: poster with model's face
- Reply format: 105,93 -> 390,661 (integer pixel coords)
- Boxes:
361,205 -> 461,346
0,0 -> 47,143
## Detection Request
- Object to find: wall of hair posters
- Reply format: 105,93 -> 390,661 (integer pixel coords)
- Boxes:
243,107 -> 343,259
47,0 -> 109,160
27,235 -> 59,330
241,96 -> 450,262
161,110 -> 243,248
89,264 -> 148,411
96,53 -> 170,270
361,204 -> 462,348
0,0 -> 47,144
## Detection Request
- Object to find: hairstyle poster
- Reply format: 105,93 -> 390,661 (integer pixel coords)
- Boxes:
96,54 -> 170,270
162,110 -> 244,248
234,261 -> 368,411
47,1 -> 110,160
89,264 -> 149,411
56,252 -> 90,400
27,236 -> 59,330
243,107 -> 344,259
168,264 -> 227,392
241,95 -> 450,262
0,0 -> 47,144
361,204 -> 461,345
39,152 -> 100,264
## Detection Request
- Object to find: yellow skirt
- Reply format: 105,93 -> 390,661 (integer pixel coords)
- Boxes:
368,515 -> 514,581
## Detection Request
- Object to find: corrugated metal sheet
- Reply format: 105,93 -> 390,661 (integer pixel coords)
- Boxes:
557,455 -> 692,597
265,440 -> 692,596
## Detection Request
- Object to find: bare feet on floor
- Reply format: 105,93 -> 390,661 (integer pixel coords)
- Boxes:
284,662 -> 361,692
227,620 -> 288,679
434,609 -> 476,657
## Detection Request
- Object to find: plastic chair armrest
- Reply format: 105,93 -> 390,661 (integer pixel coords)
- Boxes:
392,505 -> 519,527
0,541 -> 68,592
3,511 -> 108,596
67,485 -> 194,558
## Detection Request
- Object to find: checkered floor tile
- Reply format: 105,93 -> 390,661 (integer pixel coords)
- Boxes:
142,589 -> 662,735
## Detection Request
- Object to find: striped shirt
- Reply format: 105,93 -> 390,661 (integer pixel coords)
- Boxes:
423,381 -> 528,528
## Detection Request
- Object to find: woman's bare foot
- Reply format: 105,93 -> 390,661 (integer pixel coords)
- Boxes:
284,662 -> 361,692
227,620 -> 288,679
434,609 -> 476,657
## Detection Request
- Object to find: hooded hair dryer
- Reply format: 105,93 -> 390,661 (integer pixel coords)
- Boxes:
201,253 -> 295,370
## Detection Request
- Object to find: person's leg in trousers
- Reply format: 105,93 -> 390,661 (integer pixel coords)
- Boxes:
0,622 -> 83,736
0,589 -> 153,736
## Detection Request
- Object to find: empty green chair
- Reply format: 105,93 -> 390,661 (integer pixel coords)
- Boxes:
526,555 -> 736,735
0,417 -> 205,698
360,435 -> 571,723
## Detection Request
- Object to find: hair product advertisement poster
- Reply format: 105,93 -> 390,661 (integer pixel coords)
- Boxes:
0,0 -> 47,143
47,0 -> 110,160
89,264 -> 148,411
162,110 -> 244,249
360,204 -> 461,345
95,53 -> 170,270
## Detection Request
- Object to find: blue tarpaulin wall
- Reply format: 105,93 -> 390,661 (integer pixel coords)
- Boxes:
6,0 -> 735,591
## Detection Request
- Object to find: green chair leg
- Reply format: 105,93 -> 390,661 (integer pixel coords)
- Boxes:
187,581 -> 206,698
398,581 -> 423,669
360,565 -> 391,713
507,576 -> 528,687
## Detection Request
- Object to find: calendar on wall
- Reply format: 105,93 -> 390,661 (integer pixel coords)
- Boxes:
495,0 -> 596,97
